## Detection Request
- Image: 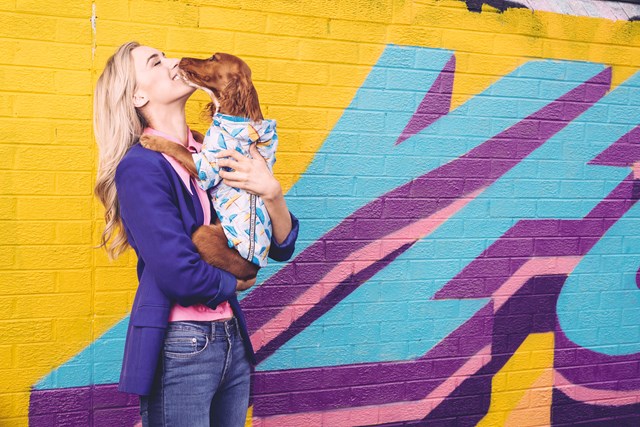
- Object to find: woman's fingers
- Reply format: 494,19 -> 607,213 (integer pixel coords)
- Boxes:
219,173 -> 247,187
217,157 -> 242,170
249,143 -> 266,161
215,146 -> 278,198
216,149 -> 250,172
218,165 -> 247,179
219,174 -> 259,194
216,149 -> 245,162
236,276 -> 257,291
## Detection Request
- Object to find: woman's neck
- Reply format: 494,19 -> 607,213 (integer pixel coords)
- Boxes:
145,106 -> 190,146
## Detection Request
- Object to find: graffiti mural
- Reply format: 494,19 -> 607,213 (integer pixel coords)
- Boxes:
460,0 -> 528,13
29,44 -> 640,425
459,0 -> 640,21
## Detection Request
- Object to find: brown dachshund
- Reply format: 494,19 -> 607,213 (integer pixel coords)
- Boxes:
140,52 -> 262,178
140,52 -> 263,280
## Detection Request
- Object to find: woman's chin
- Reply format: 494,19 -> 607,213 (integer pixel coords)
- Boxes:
170,84 -> 198,101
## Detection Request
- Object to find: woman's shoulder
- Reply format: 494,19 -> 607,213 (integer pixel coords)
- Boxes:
116,142 -> 172,180
118,142 -> 166,168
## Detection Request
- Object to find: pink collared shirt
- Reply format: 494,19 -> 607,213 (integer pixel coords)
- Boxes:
142,126 -> 233,322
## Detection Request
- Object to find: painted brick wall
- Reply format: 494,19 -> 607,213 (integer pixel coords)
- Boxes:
2,0 -> 640,425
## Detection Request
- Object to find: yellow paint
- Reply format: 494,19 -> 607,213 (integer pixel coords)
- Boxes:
504,368 -> 553,427
246,405 -> 253,426
1,0 -> 640,424
477,333 -> 554,426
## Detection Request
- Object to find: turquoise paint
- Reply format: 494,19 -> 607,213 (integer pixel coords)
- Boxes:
35,317 -> 128,390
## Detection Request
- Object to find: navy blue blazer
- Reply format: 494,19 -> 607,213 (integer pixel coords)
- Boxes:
114,142 -> 299,396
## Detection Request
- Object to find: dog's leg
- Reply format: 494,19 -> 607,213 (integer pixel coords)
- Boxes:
192,221 -> 259,280
139,134 -> 199,178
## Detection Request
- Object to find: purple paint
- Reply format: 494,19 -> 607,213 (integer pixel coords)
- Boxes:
435,177 -> 639,300
241,67 -> 613,358
254,243 -> 412,363
29,55 -> 640,425
251,303 -> 494,416
30,304 -> 492,421
29,385 -> 140,427
250,275 -> 557,418
29,171 -> 638,423
395,55 -> 455,145
551,387 -> 640,425
422,374 -> 492,425
430,174 -> 640,396
554,323 -> 640,391
590,125 -> 640,167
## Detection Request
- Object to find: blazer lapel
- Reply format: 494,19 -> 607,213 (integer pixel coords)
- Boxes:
189,180 -> 205,226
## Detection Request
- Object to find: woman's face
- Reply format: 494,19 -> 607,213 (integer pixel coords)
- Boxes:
131,45 -> 195,109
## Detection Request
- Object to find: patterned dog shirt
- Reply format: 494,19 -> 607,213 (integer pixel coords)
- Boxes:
191,113 -> 278,267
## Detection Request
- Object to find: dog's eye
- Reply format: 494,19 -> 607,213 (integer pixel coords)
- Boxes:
210,55 -> 217,61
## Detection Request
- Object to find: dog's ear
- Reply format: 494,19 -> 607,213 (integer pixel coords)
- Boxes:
224,75 -> 263,122
244,82 -> 263,123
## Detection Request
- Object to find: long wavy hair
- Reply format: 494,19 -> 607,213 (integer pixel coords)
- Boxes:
93,41 -> 147,260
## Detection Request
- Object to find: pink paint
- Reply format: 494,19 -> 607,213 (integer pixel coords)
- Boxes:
251,188 -> 486,351
492,256 -> 582,312
252,345 -> 491,426
554,369 -> 640,406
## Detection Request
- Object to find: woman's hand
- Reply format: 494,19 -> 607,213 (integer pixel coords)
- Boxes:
216,144 -> 293,245
216,145 -> 282,201
236,276 -> 257,292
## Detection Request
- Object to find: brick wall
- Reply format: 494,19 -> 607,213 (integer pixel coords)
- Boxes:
2,0 -> 640,425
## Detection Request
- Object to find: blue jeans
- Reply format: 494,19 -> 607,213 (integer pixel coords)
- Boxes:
139,317 -> 251,426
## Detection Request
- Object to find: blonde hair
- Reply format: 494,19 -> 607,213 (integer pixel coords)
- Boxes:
93,41 -> 147,260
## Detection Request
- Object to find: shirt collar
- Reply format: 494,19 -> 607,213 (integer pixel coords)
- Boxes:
142,126 -> 202,152
142,126 -> 201,196
213,113 -> 276,144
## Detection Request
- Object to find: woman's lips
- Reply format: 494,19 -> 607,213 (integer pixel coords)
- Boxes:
173,69 -> 189,82
173,69 -> 202,90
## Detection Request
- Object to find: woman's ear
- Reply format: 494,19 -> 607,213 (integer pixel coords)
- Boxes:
132,91 -> 149,108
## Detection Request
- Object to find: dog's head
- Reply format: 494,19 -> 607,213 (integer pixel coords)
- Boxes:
178,52 -> 263,122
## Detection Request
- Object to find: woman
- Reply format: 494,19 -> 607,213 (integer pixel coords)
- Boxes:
93,41 -> 299,426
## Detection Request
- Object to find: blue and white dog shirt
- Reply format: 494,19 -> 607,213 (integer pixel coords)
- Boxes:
192,113 -> 278,267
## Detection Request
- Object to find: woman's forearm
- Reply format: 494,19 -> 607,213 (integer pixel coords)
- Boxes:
263,186 -> 292,245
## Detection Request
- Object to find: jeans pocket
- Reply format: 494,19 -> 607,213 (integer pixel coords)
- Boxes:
163,331 -> 209,359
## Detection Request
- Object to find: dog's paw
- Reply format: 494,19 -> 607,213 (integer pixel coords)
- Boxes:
139,134 -> 151,149
139,134 -> 169,152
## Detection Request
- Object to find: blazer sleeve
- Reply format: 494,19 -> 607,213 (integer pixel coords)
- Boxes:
115,154 -> 237,309
267,211 -> 299,262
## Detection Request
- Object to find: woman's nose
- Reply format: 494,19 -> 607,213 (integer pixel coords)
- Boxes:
161,56 -> 178,69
